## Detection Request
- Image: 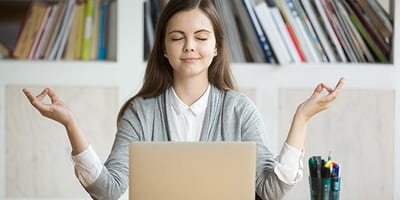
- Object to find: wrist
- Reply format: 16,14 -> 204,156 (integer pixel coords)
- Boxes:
64,116 -> 77,131
294,110 -> 309,125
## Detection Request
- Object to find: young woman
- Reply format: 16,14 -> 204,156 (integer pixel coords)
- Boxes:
23,0 -> 344,199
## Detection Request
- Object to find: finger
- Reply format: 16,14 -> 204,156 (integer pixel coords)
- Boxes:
36,88 -> 48,101
22,88 -> 36,103
334,77 -> 345,90
311,83 -> 323,97
327,77 -> 345,99
47,88 -> 60,103
22,88 -> 50,112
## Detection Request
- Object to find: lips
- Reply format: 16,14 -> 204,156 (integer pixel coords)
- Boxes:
181,57 -> 200,63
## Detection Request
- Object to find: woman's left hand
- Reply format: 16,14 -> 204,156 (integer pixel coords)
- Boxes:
296,77 -> 345,122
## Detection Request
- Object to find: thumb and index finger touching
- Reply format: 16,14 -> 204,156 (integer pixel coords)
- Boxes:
22,88 -> 60,112
312,77 -> 345,100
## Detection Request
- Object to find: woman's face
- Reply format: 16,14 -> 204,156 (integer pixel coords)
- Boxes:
164,8 -> 217,80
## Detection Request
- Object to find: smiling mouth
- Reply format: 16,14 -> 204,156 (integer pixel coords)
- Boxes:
181,58 -> 200,63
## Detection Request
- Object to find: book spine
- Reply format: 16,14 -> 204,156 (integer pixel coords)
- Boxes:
242,0 -> 276,63
270,7 -> 300,63
82,0 -> 94,60
98,3 -> 107,60
75,1 -> 86,59
13,2 -> 48,59
255,2 -> 292,64
287,0 -> 320,62
313,0 -> 347,62
29,5 -> 52,60
301,0 -> 337,62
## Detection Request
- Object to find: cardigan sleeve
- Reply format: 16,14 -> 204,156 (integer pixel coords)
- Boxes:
237,94 -> 301,200
83,101 -> 142,200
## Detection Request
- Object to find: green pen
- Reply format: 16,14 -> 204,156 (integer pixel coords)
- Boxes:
309,157 -> 315,176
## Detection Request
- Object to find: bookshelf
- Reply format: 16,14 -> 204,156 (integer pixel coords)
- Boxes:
0,0 -> 399,199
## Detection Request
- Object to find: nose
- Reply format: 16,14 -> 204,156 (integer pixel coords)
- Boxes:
183,38 -> 196,53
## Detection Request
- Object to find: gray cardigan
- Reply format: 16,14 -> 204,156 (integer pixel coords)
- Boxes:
84,85 -> 293,200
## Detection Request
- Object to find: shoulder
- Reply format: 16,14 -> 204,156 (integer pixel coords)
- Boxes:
127,95 -> 160,112
224,90 -> 257,111
122,95 -> 161,119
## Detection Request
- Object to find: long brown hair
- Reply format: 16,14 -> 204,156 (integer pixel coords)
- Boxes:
117,0 -> 236,125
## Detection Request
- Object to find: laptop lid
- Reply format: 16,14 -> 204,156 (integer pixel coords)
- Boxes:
129,142 -> 256,200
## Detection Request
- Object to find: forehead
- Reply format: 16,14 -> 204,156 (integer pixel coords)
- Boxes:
166,8 -> 214,33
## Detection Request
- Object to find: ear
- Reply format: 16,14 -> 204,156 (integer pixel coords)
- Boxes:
164,50 -> 168,58
214,48 -> 218,56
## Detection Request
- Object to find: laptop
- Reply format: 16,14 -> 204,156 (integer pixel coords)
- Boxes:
129,142 -> 256,200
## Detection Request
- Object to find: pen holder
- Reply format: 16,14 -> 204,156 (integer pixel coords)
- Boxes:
308,176 -> 341,200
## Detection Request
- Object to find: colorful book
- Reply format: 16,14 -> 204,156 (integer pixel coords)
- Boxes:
90,0 -> 101,60
64,2 -> 82,60
255,1 -> 292,64
242,0 -> 275,63
13,1 -> 49,59
98,2 -> 108,60
29,5 -> 52,60
82,0 -> 94,60
75,1 -> 87,59
301,0 -> 337,62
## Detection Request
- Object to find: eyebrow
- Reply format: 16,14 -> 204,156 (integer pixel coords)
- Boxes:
167,29 -> 211,35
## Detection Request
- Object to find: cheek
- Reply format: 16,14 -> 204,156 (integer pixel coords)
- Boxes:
198,44 -> 215,57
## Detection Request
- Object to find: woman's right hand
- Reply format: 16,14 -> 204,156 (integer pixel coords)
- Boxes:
22,88 -> 75,127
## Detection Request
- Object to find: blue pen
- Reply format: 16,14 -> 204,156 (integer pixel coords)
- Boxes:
335,164 -> 340,177
331,164 -> 341,200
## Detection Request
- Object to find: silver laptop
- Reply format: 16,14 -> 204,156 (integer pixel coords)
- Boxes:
129,142 -> 256,200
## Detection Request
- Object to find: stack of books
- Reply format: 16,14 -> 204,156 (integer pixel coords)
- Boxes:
144,0 -> 393,64
12,0 -> 117,61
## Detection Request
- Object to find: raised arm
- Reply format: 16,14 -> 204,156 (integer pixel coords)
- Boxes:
22,88 -> 88,155
285,77 -> 345,151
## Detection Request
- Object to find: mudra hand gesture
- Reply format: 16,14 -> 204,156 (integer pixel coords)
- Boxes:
22,88 -> 74,127
297,77 -> 345,122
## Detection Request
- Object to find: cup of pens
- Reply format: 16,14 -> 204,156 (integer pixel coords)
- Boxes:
308,152 -> 341,200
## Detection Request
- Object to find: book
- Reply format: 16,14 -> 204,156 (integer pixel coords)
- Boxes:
44,0 -> 67,59
13,1 -> 49,59
270,5 -> 301,63
301,0 -> 337,62
356,0 -> 391,41
50,0 -> 75,60
214,0 -> 246,63
97,2 -> 108,60
278,0 -> 319,62
292,0 -> 327,62
29,5 -> 52,60
90,0 -> 102,60
64,2 -> 82,60
13,2 -> 33,57
242,0 -> 276,63
336,0 -> 374,62
348,0 -> 389,54
254,1 -> 292,64
82,0 -> 94,60
232,0 -> 266,62
328,0 -> 363,62
107,0 -> 117,61
343,0 -> 387,62
34,4 -> 59,59
313,0 -> 347,62
275,0 -> 305,62
75,1 -> 87,59
38,1 -> 64,59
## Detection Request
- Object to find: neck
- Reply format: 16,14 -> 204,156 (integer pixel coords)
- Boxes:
173,75 -> 209,106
